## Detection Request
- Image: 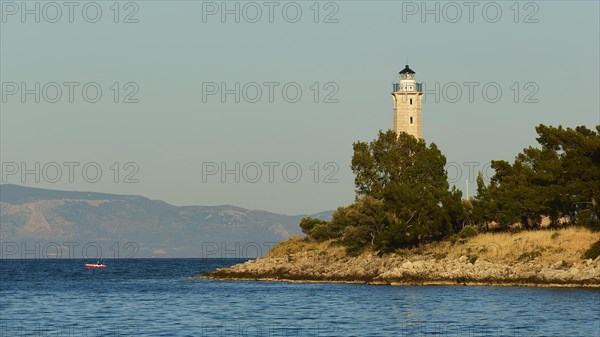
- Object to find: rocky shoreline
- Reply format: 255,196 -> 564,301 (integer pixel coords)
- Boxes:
201,254 -> 600,287
200,232 -> 600,287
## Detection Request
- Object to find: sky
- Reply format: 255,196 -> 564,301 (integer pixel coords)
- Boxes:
1,0 -> 599,215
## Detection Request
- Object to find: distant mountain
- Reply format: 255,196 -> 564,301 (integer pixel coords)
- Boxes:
0,184 -> 332,258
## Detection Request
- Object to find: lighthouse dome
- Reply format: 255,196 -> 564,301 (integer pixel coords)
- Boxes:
399,65 -> 415,74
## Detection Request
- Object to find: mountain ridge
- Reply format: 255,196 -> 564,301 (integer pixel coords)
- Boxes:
0,184 -> 332,258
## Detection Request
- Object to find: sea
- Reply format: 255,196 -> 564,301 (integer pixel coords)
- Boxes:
0,259 -> 598,337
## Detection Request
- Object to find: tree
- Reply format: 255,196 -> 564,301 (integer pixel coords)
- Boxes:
299,217 -> 333,241
351,130 -> 462,248
352,131 -> 449,197
332,195 -> 391,246
471,172 -> 497,230
300,130 -> 463,249
477,124 -> 600,229
302,124 -> 600,250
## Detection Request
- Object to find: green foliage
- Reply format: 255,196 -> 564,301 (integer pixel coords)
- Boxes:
471,172 -> 495,228
301,130 -> 463,250
350,130 -> 462,249
309,222 -> 337,241
299,217 -> 333,241
517,250 -> 542,262
473,125 -> 600,230
433,252 -> 448,260
352,131 -> 450,198
458,225 -> 478,238
446,234 -> 461,244
299,217 -> 320,235
299,124 -> 600,253
582,240 -> 600,260
575,209 -> 600,231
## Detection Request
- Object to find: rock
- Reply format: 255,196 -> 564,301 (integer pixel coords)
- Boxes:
202,244 -> 600,286
401,261 -> 413,269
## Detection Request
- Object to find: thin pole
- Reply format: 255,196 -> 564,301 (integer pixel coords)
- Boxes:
466,179 -> 469,199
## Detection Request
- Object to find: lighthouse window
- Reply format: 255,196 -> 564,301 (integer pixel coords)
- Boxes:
410,99 -> 413,105
410,117 -> 413,124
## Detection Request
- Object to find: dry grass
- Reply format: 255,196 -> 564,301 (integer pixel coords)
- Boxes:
426,227 -> 600,264
271,228 -> 600,264
268,235 -> 345,258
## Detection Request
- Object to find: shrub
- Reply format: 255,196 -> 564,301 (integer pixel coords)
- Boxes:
518,250 -> 542,262
341,225 -> 371,248
582,240 -> 600,260
447,233 -> 468,245
310,223 -> 336,241
576,209 -> 600,232
458,225 -> 479,239
345,244 -> 366,257
299,217 -> 328,237
468,255 -> 478,264
434,252 -> 448,260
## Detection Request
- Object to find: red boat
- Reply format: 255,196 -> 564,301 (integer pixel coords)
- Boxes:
85,262 -> 107,269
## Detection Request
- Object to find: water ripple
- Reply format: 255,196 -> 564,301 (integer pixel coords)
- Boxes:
1,259 -> 598,337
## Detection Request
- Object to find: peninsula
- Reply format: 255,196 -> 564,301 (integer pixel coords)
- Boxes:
201,227 -> 600,287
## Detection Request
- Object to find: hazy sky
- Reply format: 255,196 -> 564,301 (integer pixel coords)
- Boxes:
1,1 -> 599,214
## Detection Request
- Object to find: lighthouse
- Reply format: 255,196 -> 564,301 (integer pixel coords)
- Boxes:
391,65 -> 424,139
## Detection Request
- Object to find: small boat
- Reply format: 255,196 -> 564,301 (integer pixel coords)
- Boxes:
85,261 -> 107,269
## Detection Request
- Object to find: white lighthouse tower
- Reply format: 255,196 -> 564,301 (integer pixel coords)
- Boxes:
391,65 -> 424,139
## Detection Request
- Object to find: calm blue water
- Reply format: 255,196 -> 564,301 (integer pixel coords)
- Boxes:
0,259 -> 598,337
